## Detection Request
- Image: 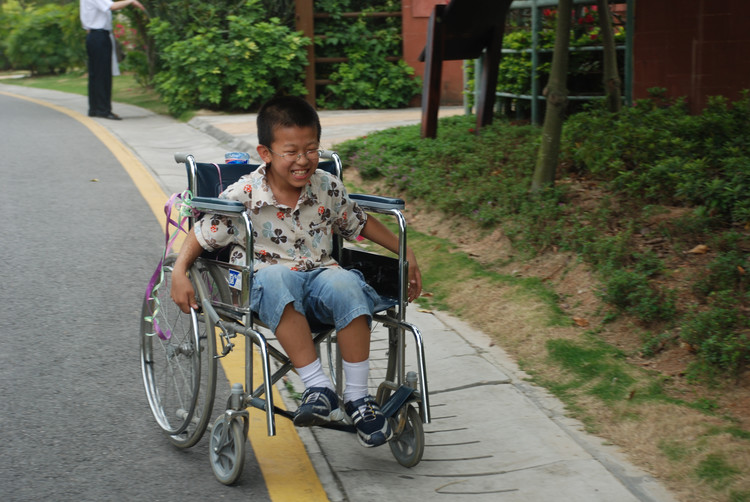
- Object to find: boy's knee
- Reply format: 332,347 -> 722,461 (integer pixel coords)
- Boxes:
320,267 -> 361,293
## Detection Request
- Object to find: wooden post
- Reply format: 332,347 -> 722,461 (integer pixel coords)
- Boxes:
295,0 -> 316,107
420,4 -> 446,139
476,25 -> 503,129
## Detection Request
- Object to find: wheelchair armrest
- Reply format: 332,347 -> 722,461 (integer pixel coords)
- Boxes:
191,196 -> 245,214
350,193 -> 405,211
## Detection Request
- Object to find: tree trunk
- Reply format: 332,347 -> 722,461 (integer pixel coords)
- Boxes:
597,0 -> 622,112
531,0 -> 572,191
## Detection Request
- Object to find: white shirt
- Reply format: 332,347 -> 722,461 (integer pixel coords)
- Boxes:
79,0 -> 114,30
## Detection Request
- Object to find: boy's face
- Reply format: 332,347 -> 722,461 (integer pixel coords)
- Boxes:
257,125 -> 320,195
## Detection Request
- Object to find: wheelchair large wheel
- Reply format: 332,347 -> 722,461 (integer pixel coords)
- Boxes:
140,254 -> 221,448
389,404 -> 424,467
209,414 -> 246,485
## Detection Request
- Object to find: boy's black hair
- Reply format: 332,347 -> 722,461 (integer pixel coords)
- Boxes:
257,96 -> 321,147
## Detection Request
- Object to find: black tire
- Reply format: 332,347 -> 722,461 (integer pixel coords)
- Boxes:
389,404 -> 424,467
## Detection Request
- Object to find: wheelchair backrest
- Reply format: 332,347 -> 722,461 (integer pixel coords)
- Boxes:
189,158 -> 342,198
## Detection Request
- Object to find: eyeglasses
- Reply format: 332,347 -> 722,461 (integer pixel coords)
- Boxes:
265,147 -> 322,163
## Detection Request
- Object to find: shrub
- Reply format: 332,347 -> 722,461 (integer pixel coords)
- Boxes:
313,0 -> 420,109
5,3 -> 85,75
0,0 -> 24,70
562,92 -> 750,226
693,247 -> 749,300
323,57 -> 418,109
151,4 -> 309,116
599,267 -> 677,324
681,291 -> 750,377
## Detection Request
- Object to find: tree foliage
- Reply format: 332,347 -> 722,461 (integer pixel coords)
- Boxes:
3,1 -> 84,74
150,2 -> 309,116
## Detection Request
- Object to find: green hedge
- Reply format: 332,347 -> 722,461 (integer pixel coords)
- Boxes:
562,90 -> 750,226
3,2 -> 85,75
150,4 -> 309,116
313,0 -> 420,109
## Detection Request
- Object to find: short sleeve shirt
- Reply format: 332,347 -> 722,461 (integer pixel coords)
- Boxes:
79,0 -> 114,30
194,165 -> 367,271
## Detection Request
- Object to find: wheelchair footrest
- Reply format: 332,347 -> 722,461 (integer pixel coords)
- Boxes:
247,396 -> 296,421
380,386 -> 416,419
317,421 -> 357,434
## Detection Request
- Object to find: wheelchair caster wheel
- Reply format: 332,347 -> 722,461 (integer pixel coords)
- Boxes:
389,405 -> 424,467
209,414 -> 246,485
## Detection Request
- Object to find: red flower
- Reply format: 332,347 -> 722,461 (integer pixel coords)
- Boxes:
318,206 -> 325,215
277,211 -> 285,220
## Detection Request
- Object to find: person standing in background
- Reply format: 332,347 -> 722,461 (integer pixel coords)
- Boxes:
79,0 -> 146,120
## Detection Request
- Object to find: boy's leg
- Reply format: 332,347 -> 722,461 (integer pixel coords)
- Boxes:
274,303 -> 318,369
251,266 -> 337,425
336,316 -> 370,403
306,268 -> 393,446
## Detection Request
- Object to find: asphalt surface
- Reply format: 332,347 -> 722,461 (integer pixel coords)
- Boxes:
0,82 -> 677,502
0,91 -> 270,501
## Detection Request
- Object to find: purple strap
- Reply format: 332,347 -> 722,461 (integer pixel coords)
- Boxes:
143,191 -> 194,340
212,163 -> 224,194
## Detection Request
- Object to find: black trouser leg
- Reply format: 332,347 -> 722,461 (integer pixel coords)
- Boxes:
86,30 -> 112,116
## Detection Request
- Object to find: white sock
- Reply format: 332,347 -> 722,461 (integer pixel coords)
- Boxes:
343,359 -> 370,404
296,359 -> 334,391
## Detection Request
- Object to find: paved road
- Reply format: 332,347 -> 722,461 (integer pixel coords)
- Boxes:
0,93 -> 271,501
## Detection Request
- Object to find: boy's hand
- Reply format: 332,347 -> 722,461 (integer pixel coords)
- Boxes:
171,269 -> 198,313
407,249 -> 422,303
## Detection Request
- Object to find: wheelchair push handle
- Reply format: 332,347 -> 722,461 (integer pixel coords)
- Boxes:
174,152 -> 192,164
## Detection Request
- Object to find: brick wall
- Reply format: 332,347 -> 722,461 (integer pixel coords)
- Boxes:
402,0 -> 465,105
633,0 -> 750,113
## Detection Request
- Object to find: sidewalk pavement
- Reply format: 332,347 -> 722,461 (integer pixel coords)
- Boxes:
1,83 -> 676,502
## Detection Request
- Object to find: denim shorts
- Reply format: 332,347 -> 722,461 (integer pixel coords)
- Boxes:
250,265 -> 380,334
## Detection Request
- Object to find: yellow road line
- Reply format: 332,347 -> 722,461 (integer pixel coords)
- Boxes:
0,90 -> 329,502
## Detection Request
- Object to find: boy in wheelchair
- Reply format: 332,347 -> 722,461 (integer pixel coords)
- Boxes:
170,96 -> 422,447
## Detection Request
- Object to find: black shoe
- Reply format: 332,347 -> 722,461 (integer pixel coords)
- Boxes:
294,387 -> 340,427
89,112 -> 122,120
345,395 -> 393,447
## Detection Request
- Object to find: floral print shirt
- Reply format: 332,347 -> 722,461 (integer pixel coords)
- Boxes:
194,165 -> 367,271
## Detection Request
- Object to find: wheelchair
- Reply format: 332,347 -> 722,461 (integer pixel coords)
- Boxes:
140,151 -> 430,485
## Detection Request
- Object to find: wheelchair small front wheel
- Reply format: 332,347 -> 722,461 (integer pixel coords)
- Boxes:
389,404 -> 424,468
209,414 -> 246,485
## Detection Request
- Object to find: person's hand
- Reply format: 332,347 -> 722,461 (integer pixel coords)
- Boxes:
170,269 -> 198,314
407,249 -> 422,303
131,0 -> 146,12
